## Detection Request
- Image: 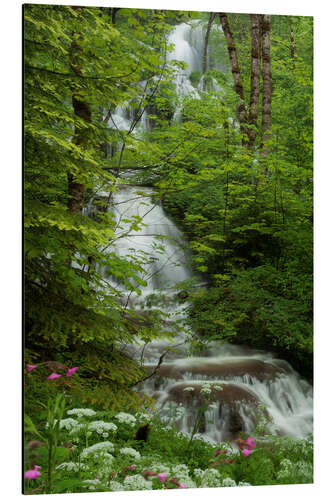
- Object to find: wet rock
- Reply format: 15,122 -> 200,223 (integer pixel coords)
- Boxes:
146,359 -> 283,384
175,359 -> 283,381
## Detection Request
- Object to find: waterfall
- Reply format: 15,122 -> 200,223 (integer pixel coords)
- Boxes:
95,20 -> 313,443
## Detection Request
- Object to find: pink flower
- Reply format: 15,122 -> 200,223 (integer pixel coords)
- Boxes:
246,437 -> 256,449
158,473 -> 168,482
24,465 -> 41,479
179,484 -> 186,489
47,373 -> 61,380
243,448 -> 252,457
27,365 -> 37,372
128,464 -> 136,471
66,366 -> 78,377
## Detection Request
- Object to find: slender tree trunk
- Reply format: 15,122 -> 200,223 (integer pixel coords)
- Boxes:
248,14 -> 261,149
68,9 -> 92,214
260,14 -> 272,153
290,16 -> 295,71
202,12 -> 215,88
111,8 -> 120,25
219,13 -> 248,146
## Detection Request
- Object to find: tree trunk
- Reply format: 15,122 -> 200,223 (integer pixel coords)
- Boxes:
260,14 -> 272,153
219,13 -> 248,146
202,12 -> 215,88
68,12 -> 92,214
248,14 -> 261,149
290,16 -> 295,71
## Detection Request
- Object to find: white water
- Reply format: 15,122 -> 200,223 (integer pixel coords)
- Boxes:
104,184 -> 313,443
96,20 -> 313,443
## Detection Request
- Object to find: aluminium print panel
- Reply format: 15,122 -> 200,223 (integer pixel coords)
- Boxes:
24,1 -> 313,495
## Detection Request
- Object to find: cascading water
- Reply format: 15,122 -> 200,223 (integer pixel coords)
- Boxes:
96,20 -> 313,443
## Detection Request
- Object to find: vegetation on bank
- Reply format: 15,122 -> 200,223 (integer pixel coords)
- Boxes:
24,366 -> 313,494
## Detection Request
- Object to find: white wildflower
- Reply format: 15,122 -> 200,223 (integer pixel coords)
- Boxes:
222,477 -> 236,487
58,418 -> 80,431
56,461 -> 89,472
119,447 -> 141,460
80,441 -> 114,460
114,412 -> 136,426
109,481 -> 124,491
123,475 -> 153,491
200,382 -> 212,395
238,481 -> 252,486
183,387 -> 195,392
152,464 -> 170,475
200,468 -> 221,488
67,408 -> 96,418
88,421 -> 117,434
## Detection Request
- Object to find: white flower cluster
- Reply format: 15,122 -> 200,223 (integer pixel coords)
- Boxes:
183,386 -> 195,392
109,481 -> 124,491
150,464 -> 170,475
277,459 -> 313,483
171,464 -> 196,488
67,408 -> 96,418
175,406 -> 186,421
114,412 -> 136,426
88,420 -> 117,437
119,447 -> 141,460
80,441 -> 114,460
134,412 -> 153,423
238,481 -> 252,486
123,474 -> 153,491
200,382 -> 223,396
221,477 -> 237,487
58,418 -> 79,431
200,468 -> 221,488
56,461 -> 89,472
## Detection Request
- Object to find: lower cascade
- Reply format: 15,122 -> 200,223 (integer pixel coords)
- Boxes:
102,184 -> 313,444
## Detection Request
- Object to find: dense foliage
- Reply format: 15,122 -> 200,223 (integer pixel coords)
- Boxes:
159,14 -> 313,377
24,4 -> 186,406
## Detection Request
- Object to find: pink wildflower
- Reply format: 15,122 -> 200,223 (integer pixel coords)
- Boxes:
24,465 -> 41,479
158,473 -> 168,482
179,484 -> 186,489
243,449 -> 252,457
128,464 -> 136,471
47,373 -> 62,380
246,437 -> 256,449
27,365 -> 37,372
66,366 -> 78,377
